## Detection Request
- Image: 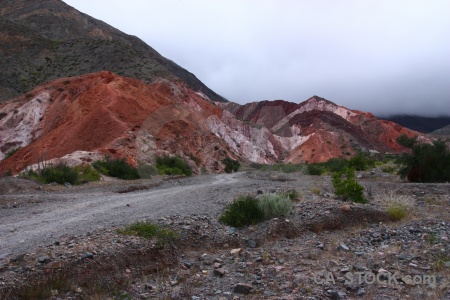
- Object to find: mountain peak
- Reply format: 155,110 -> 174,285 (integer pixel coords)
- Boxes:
0,0 -> 227,103
304,95 -> 336,106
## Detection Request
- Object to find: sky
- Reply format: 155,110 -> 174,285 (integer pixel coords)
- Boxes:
63,0 -> 450,116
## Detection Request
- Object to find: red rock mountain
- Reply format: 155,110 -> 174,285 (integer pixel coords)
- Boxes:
0,0 -> 423,175
219,96 -> 418,163
0,72 -> 420,175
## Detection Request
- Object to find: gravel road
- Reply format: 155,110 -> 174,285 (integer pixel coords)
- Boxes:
0,173 -> 247,257
2,171 -> 320,258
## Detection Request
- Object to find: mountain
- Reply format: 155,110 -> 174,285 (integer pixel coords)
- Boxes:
0,1 -> 425,174
219,96 -> 421,163
0,73 -> 422,175
0,0 -> 226,103
0,72 -> 233,174
430,125 -> 450,136
380,115 -> 450,134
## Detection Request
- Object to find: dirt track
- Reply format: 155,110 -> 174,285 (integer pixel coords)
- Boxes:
1,172 -> 319,259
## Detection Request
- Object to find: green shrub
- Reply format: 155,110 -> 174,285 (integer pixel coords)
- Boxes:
306,163 -> 324,175
306,153 -> 375,175
22,164 -> 98,185
397,137 -> 450,183
349,153 -> 375,171
117,221 -> 178,246
321,158 -> 349,172
74,165 -> 101,182
257,193 -> 293,219
397,134 -> 418,148
93,157 -> 140,180
222,157 -> 240,173
36,163 -> 78,185
219,195 -> 264,227
332,167 -> 367,203
219,193 -> 294,227
156,155 -> 192,176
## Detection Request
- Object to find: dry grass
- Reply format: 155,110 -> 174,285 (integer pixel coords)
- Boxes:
309,186 -> 321,196
376,189 -> 415,221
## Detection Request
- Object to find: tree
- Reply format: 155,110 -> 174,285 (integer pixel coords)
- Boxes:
397,136 -> 450,182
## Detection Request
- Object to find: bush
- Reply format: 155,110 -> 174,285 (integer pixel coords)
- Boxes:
93,157 -> 140,180
306,163 -> 324,175
219,195 -> 264,227
156,155 -> 192,176
75,165 -> 101,182
222,157 -> 240,173
332,167 -> 367,203
117,221 -> 178,246
349,153 -> 375,171
397,137 -> 450,182
321,158 -> 349,172
22,164 -> 101,185
257,193 -> 293,219
397,134 -> 418,148
219,192 -> 294,227
36,163 -> 79,185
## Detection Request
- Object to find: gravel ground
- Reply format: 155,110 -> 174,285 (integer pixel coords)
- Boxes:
0,172 -> 327,259
1,170 -> 449,299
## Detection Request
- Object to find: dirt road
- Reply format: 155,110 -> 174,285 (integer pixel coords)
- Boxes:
1,173 -> 252,258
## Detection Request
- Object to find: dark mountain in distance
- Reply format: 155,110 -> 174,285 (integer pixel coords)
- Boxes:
379,115 -> 450,134
0,0 -> 227,103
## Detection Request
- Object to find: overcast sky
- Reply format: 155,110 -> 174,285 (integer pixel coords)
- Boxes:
63,0 -> 450,116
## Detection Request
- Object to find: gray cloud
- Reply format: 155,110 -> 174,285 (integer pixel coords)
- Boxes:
64,0 -> 450,116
